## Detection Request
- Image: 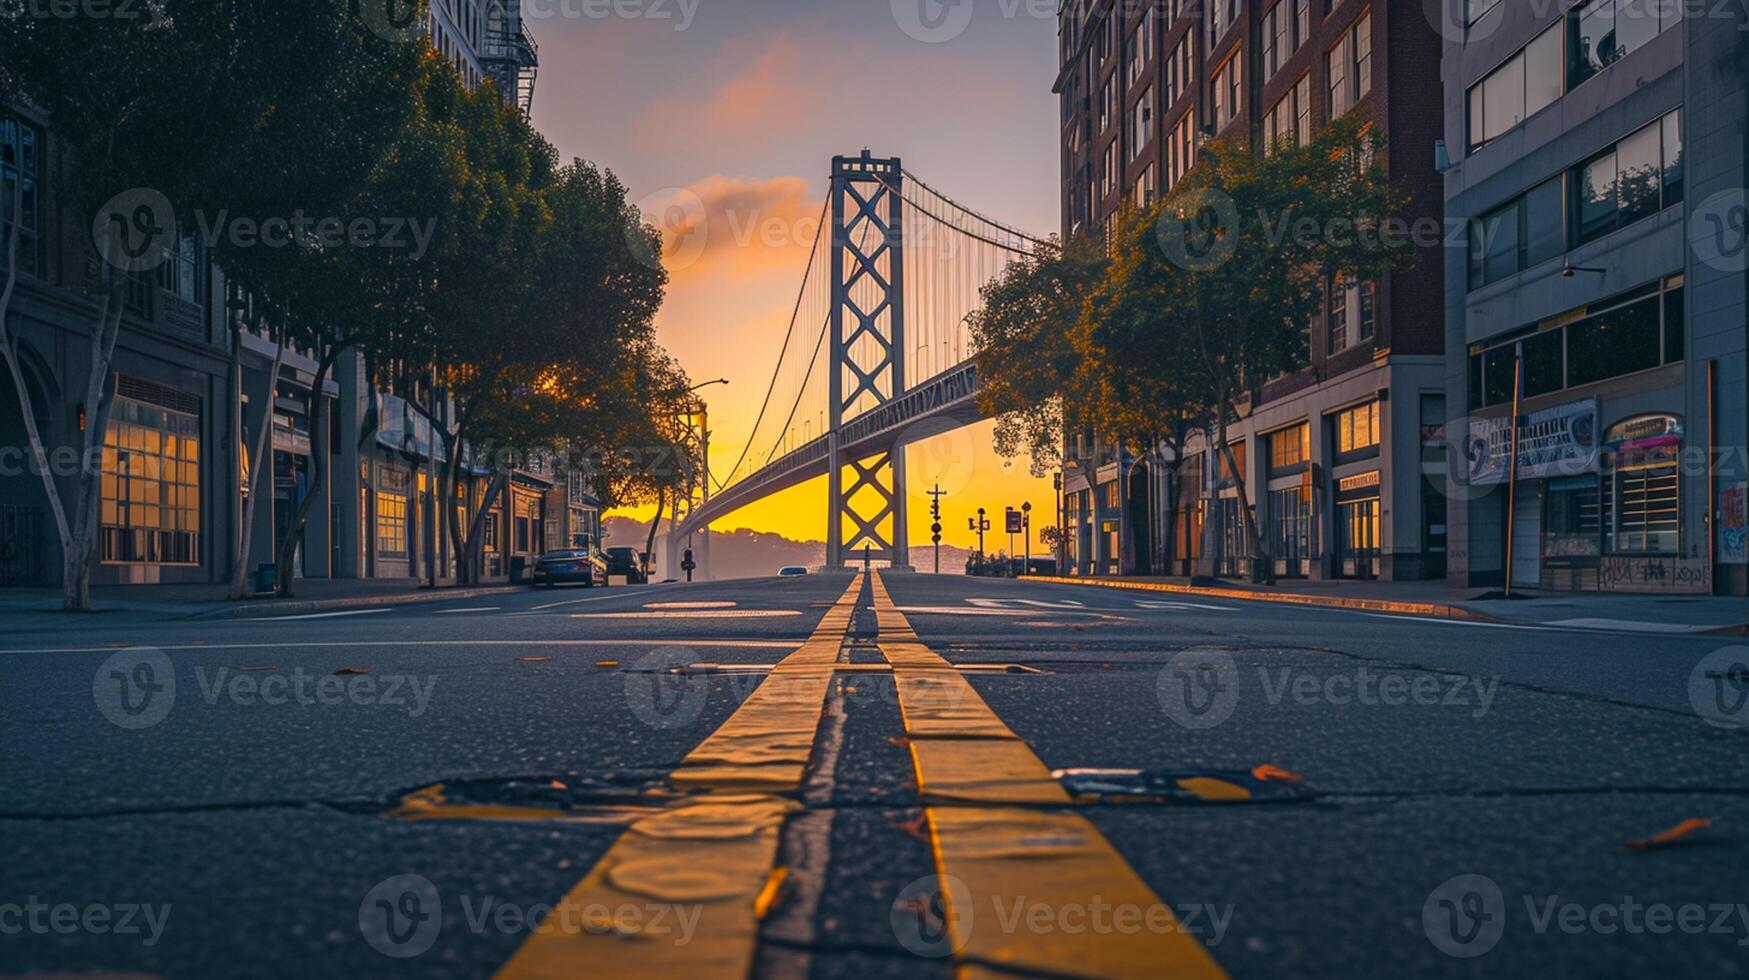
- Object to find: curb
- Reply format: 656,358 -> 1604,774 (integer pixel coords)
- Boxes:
185,585 -> 528,621
1022,576 -> 1508,624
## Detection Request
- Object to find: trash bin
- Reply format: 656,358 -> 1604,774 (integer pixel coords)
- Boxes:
508,556 -> 527,584
253,564 -> 276,594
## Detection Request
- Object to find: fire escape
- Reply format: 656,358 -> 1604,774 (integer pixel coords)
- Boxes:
481,4 -> 538,118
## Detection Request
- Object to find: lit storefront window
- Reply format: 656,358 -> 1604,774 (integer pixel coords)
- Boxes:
102,395 -> 201,565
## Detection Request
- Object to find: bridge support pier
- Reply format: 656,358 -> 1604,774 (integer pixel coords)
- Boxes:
825,151 -> 910,569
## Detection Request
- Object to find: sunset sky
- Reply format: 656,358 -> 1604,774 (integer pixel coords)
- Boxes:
527,0 -> 1062,549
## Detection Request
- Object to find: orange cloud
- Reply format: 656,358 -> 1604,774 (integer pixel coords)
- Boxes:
642,173 -> 821,283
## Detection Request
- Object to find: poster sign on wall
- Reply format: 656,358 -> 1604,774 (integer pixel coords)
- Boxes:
1722,481 -> 1749,566
1464,398 -> 1600,486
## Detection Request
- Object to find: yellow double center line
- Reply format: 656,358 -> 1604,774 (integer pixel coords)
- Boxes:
495,570 -> 1226,978
870,571 -> 1227,979
493,572 -> 865,979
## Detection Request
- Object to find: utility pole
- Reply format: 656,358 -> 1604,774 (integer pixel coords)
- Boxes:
1503,344 -> 1525,598
928,484 -> 946,574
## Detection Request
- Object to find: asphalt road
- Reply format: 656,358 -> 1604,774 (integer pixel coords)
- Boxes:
1,572 -> 1745,978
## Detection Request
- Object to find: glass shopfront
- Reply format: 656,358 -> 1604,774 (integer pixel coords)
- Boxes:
1336,471 -> 1381,579
102,394 -> 202,566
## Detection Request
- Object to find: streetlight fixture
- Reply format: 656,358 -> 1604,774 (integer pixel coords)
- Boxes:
689,378 -> 730,392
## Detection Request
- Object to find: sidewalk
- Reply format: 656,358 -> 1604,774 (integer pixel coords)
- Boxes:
0,578 -> 528,625
1025,574 -> 1749,636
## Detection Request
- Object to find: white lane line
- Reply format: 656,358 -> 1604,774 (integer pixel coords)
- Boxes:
1359,613 -> 1555,631
435,607 -> 500,615
238,608 -> 394,622
0,639 -> 804,655
529,583 -> 685,611
1134,600 -> 1239,612
1543,617 -> 1720,634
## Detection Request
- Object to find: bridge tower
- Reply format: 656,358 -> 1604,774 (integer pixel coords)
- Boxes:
827,151 -> 909,570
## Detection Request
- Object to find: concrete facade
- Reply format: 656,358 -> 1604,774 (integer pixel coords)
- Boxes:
1441,0 -> 1748,595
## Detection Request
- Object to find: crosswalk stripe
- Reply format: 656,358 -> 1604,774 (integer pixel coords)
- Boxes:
491,573 -> 864,979
869,571 -> 1229,979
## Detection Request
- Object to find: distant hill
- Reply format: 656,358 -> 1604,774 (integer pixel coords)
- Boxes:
600,516 -> 980,579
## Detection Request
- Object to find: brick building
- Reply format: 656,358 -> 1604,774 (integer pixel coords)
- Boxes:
1053,0 -> 1450,581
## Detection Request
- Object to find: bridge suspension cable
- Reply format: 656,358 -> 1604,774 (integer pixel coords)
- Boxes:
711,164 -> 1045,499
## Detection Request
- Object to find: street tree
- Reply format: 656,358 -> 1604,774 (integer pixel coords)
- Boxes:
967,234 -> 1107,476
0,1 -> 418,609
1084,119 -> 1411,579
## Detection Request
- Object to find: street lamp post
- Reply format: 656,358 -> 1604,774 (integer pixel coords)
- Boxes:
969,507 -> 990,569
1022,501 -> 1032,575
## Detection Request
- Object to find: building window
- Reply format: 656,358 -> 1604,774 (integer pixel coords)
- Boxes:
1327,12 -> 1371,118
1126,8 -> 1154,88
1569,0 -> 1680,89
1212,50 -> 1243,130
1,117 -> 42,279
102,395 -> 202,566
1208,0 -> 1240,45
1470,176 -> 1566,289
1134,164 -> 1157,206
1263,73 -> 1313,154
1467,22 -> 1564,152
1334,401 -> 1381,455
1268,423 -> 1310,472
1572,110 -> 1682,246
372,483 -> 405,556
1167,113 -> 1197,190
1271,485 -> 1311,577
1469,276 -> 1684,407
1327,274 -> 1350,353
1100,140 -> 1117,199
1128,87 -> 1154,162
1165,36 -> 1194,106
1100,76 -> 1116,133
1357,280 -> 1376,343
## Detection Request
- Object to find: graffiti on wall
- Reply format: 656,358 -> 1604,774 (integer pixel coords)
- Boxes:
1599,555 -> 1712,593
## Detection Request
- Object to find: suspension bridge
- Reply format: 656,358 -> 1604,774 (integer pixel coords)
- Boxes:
663,152 -> 1043,577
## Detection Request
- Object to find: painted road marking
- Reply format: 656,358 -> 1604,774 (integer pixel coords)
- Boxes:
967,597 -> 1087,609
529,584 -> 686,611
435,607 -> 500,615
0,639 -> 803,655
870,571 -> 1228,979
1135,600 -> 1239,612
237,608 -> 393,622
570,609 -> 803,620
492,573 -> 866,979
645,601 -> 737,610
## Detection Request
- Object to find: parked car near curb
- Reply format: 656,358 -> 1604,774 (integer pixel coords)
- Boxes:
530,549 -> 608,588
603,547 -> 650,584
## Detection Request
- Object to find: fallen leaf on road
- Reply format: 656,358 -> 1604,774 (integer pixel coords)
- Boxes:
754,866 -> 789,920
887,736 -> 910,749
334,668 -> 371,675
240,665 -> 278,672
1252,764 -> 1304,783
517,656 -> 553,663
595,660 -> 619,668
892,813 -> 929,843
1627,817 -> 1714,850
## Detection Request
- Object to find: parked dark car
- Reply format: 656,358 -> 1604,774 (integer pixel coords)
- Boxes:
603,546 -> 649,584
530,549 -> 607,588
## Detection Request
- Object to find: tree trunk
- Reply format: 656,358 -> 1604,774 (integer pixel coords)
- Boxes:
228,319 -> 288,599
1213,385 -> 1270,584
459,469 -> 508,586
0,175 -> 76,592
275,341 -> 350,597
